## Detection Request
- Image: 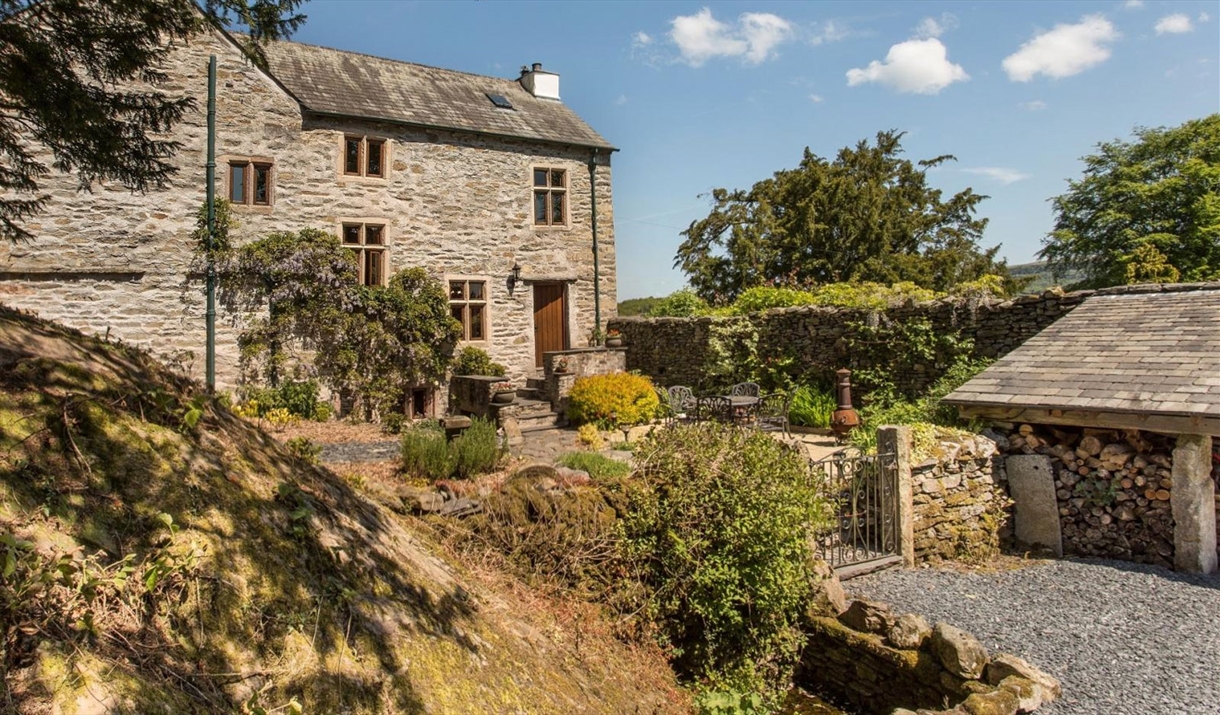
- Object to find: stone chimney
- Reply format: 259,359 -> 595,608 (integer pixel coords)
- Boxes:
519,62 -> 560,101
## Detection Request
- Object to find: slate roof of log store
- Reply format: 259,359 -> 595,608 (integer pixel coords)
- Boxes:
944,288 -> 1220,418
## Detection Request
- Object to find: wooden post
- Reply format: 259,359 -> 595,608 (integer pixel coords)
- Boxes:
879,425 -> 914,567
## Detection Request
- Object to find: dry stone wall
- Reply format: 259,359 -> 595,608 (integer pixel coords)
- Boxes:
995,424 -> 1177,567
799,598 -> 1060,715
911,434 -> 1012,564
610,283 -> 1217,395
0,28 -> 616,389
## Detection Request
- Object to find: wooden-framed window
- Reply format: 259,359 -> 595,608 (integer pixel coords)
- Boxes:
344,136 -> 386,178
449,279 -> 488,342
341,222 -> 387,286
532,167 -> 567,226
228,160 -> 272,205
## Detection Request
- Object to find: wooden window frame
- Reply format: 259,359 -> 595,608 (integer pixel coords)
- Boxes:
448,277 -> 490,343
532,166 -> 568,227
340,221 -> 388,287
228,159 -> 273,206
342,135 -> 389,179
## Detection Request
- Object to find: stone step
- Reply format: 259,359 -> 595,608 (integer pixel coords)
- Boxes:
489,397 -> 554,420
517,387 -> 547,402
518,412 -> 565,432
525,377 -> 547,391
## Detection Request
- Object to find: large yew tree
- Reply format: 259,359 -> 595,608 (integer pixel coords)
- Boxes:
0,0 -> 306,242
674,131 -> 1010,304
1039,114 -> 1220,288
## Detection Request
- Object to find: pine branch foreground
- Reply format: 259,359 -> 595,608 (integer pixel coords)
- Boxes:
0,0 -> 306,242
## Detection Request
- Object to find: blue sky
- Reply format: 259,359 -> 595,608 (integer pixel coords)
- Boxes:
292,1 -> 1219,299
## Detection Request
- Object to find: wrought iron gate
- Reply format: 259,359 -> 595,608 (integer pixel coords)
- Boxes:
810,451 -> 902,577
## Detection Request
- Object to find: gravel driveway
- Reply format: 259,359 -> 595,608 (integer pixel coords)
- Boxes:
847,558 -> 1220,715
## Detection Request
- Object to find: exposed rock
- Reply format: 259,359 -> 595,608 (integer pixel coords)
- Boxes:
931,622 -> 989,680
514,463 -> 560,481
960,688 -> 1019,715
809,560 -> 847,616
838,599 -> 894,634
399,487 -> 445,513
887,613 -> 933,650
985,653 -> 1061,703
998,675 -> 1041,713
437,497 -> 481,517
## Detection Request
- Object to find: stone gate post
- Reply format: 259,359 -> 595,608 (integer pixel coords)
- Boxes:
879,425 -> 914,567
1172,434 -> 1217,574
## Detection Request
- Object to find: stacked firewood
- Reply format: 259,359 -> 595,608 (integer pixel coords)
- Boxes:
1001,424 -> 1175,567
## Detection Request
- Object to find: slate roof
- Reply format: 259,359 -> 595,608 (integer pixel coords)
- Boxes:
258,40 -> 615,151
944,289 -> 1220,418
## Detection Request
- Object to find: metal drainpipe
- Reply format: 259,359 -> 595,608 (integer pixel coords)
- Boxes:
588,148 -> 602,339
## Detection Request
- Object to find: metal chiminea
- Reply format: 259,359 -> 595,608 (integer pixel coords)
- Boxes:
831,368 -> 860,442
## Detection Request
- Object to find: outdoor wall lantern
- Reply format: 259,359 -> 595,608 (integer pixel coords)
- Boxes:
507,262 -> 523,295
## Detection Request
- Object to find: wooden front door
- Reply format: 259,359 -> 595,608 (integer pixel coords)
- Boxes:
533,284 -> 566,367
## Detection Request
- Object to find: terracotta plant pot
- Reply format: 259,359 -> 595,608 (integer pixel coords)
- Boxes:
605,337 -> 623,348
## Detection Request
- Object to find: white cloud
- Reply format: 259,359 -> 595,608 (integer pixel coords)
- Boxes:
633,31 -> 652,46
1019,99 -> 1048,110
614,94 -> 628,106
914,13 -> 959,39
740,12 -> 794,63
846,38 -> 969,94
809,93 -> 824,103
1002,15 -> 1119,82
1155,13 -> 1194,34
1201,12 -> 1211,22
962,167 -> 1032,185
669,8 -> 793,67
1123,0 -> 1143,8
810,19 -> 850,45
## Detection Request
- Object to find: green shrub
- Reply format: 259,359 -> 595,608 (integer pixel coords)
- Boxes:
239,380 -> 327,421
788,385 -> 836,428
621,423 -> 826,700
452,346 -> 506,376
400,422 -> 455,481
726,286 -> 816,315
567,372 -> 660,430
648,288 -> 711,317
284,436 -> 322,465
400,417 -> 501,481
556,452 -> 630,480
453,417 -> 502,479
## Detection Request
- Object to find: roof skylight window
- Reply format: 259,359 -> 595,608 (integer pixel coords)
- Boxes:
486,93 -> 514,110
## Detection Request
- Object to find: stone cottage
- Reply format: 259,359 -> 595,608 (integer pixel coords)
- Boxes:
0,25 -> 617,413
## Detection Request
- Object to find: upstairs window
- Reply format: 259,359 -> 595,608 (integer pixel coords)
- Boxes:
229,160 -> 272,205
341,222 -> 386,286
344,136 -> 386,178
449,279 -> 487,342
533,167 -> 567,226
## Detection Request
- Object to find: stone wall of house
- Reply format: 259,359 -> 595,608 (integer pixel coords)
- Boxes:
799,600 -> 1058,715
911,433 -> 1012,563
996,424 -> 1178,568
609,283 -> 1217,394
0,28 -> 616,391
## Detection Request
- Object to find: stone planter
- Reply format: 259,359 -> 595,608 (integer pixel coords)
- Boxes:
492,391 -> 515,405
605,337 -> 623,348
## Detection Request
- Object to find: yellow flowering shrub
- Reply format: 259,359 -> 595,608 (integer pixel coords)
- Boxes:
567,372 -> 660,429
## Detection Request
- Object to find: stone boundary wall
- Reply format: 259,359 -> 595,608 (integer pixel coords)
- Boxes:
910,433 -> 1012,564
799,599 -> 1059,715
609,282 -> 1220,395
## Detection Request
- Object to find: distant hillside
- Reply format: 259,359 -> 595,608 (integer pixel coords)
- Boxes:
1009,260 -> 1085,293
618,296 -> 662,317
